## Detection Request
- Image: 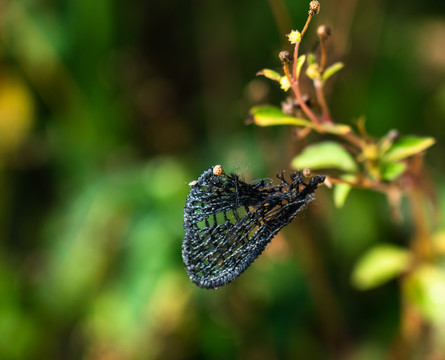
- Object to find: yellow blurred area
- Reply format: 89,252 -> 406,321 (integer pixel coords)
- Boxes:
0,74 -> 34,155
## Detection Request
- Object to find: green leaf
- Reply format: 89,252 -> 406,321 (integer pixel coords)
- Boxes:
333,174 -> 356,208
256,69 -> 282,82
382,136 -> 435,162
322,62 -> 344,82
381,161 -> 406,181
404,265 -> 445,324
333,183 -> 351,208
351,244 -> 411,290
307,53 -> 316,65
295,55 -> 306,79
248,106 -> 311,127
291,141 -> 358,172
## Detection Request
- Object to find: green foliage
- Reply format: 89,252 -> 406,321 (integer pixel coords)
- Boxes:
42,158 -> 191,357
351,244 -> 412,290
322,62 -> 344,82
333,174 -> 356,208
380,162 -> 407,181
257,69 -> 282,82
291,141 -> 358,172
295,55 -> 306,79
404,265 -> 445,324
381,136 -> 435,163
249,106 -> 352,137
307,52 -> 316,65
249,106 -> 311,127
333,182 -> 352,208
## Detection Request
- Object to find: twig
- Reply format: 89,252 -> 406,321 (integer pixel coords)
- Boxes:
291,41 -> 322,125
300,14 -> 313,38
325,175 -> 394,194
314,79 -> 332,123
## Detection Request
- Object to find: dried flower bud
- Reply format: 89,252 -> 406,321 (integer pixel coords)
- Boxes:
309,1 -> 320,16
317,25 -> 331,40
279,51 -> 292,64
213,165 -> 225,176
303,168 -> 312,177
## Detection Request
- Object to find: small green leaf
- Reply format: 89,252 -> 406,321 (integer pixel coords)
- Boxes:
382,136 -> 435,162
333,183 -> 351,208
322,62 -> 344,82
333,174 -> 356,208
351,244 -> 411,290
381,161 -> 406,181
307,53 -> 316,65
256,69 -> 282,82
404,265 -> 445,324
249,106 -> 311,127
295,55 -> 306,79
377,129 -> 399,155
291,141 -> 358,172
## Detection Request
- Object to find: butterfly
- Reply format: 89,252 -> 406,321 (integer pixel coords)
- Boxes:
182,165 -> 325,289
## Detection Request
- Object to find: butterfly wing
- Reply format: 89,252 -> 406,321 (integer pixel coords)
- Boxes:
182,166 -> 323,289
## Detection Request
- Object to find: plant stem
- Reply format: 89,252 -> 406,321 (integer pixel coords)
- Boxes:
300,14 -> 313,38
408,188 -> 432,260
314,35 -> 330,123
292,41 -> 321,125
342,131 -> 364,149
320,37 -> 327,72
391,156 -> 433,358
283,63 -> 292,84
314,79 -> 332,123
326,175 -> 394,193
407,155 -> 432,260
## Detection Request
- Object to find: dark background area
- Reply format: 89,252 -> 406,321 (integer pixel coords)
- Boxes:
0,0 -> 444,358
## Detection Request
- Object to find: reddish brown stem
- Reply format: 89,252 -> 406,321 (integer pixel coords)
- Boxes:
320,37 -> 327,72
300,14 -> 313,38
314,78 -> 332,123
408,189 -> 432,260
291,41 -> 321,125
326,175 -> 394,193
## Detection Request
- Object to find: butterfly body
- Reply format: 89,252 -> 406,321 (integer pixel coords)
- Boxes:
183,166 -> 325,289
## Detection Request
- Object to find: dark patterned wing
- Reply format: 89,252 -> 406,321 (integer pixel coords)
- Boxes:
182,165 -> 325,289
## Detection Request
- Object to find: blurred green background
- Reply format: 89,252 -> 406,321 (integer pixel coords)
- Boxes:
0,0 -> 444,359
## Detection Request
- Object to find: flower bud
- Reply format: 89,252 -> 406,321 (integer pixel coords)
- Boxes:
286,30 -> 301,44
279,77 -> 291,92
306,64 -> 321,80
317,25 -> 331,40
309,1 -> 320,16
279,51 -> 292,65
